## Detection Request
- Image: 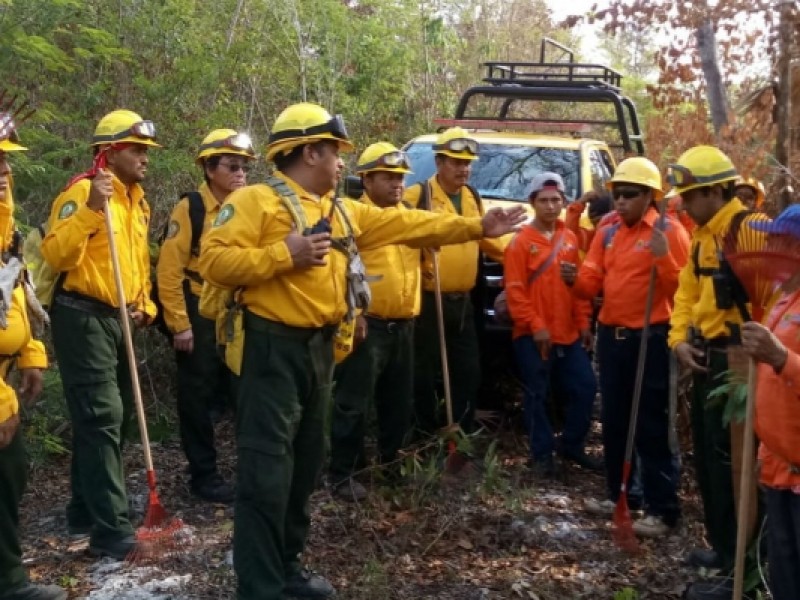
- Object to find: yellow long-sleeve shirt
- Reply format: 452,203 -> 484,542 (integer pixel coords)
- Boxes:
156,183 -> 223,333
198,172 -> 487,328
0,179 -> 48,424
359,194 -> 420,320
404,177 -> 506,293
668,198 -> 769,348
41,175 -> 156,318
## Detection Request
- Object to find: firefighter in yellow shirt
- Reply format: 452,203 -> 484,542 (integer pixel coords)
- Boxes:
0,117 -> 66,600
328,143 -> 419,501
198,103 -> 525,600
667,146 -> 766,600
156,129 -> 255,504
404,127 -> 505,435
41,109 -> 159,561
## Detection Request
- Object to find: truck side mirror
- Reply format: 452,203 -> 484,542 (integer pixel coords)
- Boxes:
343,175 -> 364,199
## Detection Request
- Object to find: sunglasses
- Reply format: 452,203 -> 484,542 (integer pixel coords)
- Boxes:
200,132 -> 254,155
666,164 -> 738,188
612,188 -> 645,199
433,137 -> 479,155
218,161 -> 251,173
268,114 -> 349,144
358,150 -> 411,172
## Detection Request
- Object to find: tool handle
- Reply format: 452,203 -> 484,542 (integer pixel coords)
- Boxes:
431,250 -> 454,427
103,200 -> 154,473
732,358 -> 757,600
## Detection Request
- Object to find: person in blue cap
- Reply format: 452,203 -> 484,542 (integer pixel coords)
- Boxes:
741,204 -> 800,600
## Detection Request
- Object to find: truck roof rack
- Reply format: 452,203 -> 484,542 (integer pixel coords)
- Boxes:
453,39 -> 645,155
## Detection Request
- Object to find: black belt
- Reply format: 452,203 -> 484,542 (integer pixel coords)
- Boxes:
601,323 -> 669,340
365,315 -> 412,334
243,309 -> 336,341
54,291 -> 121,319
425,291 -> 468,301
704,336 -> 733,348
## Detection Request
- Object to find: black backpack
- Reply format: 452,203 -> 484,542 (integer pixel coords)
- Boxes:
151,191 -> 205,337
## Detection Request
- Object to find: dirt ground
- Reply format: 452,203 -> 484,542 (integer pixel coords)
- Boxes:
16,408 -> 724,600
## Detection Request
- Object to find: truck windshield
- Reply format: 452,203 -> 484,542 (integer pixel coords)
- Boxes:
403,142 -> 581,201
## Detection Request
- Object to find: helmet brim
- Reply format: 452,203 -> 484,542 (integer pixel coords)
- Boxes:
266,134 -> 354,161
435,150 -> 478,162
0,140 -> 27,152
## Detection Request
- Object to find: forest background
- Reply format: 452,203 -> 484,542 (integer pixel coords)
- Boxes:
0,0 -> 787,454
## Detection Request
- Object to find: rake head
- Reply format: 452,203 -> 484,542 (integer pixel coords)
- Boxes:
611,461 -> 640,554
126,470 -> 192,564
723,214 -> 800,322
0,91 -> 35,142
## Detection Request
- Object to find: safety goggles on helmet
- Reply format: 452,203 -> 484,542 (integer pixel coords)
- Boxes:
433,137 -> 479,156
94,120 -> 158,144
199,132 -> 254,155
268,114 -> 349,144
666,164 -> 738,189
358,150 -> 411,172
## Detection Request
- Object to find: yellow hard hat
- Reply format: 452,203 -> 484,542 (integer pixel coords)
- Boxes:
196,129 -> 256,164
356,142 -> 412,175
733,175 -> 766,208
606,156 -> 664,200
433,127 -> 479,161
0,111 -> 26,152
92,109 -> 161,147
666,145 -> 738,194
266,102 -> 354,161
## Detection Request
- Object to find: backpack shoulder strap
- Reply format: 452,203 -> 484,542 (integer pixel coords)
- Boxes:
602,222 -> 621,249
184,191 -> 205,257
265,175 -> 309,232
728,209 -> 752,241
465,183 -> 484,216
417,181 -> 430,211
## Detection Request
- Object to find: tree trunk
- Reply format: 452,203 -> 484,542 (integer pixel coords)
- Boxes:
696,18 -> 729,134
776,0 -> 794,211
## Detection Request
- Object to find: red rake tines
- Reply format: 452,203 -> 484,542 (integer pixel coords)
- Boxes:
127,472 -> 191,564
722,220 -> 800,322
0,91 -> 35,142
611,462 -> 639,554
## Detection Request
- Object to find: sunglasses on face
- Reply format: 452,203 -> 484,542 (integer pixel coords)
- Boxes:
612,188 -> 645,200
200,133 -> 255,155
358,150 -> 411,171
433,137 -> 479,155
219,162 -> 251,173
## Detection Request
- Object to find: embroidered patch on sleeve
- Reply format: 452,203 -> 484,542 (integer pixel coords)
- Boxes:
214,204 -> 234,227
166,220 -> 180,239
58,201 -> 78,220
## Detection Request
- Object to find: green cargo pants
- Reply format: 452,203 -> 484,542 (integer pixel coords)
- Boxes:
176,292 -> 235,488
692,347 -> 761,572
0,429 -> 27,591
234,311 -> 334,600
51,303 -> 134,544
413,291 -> 480,435
329,317 -> 413,484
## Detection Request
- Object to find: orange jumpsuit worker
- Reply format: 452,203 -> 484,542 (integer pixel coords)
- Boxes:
568,157 -> 690,538
505,172 -> 599,478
